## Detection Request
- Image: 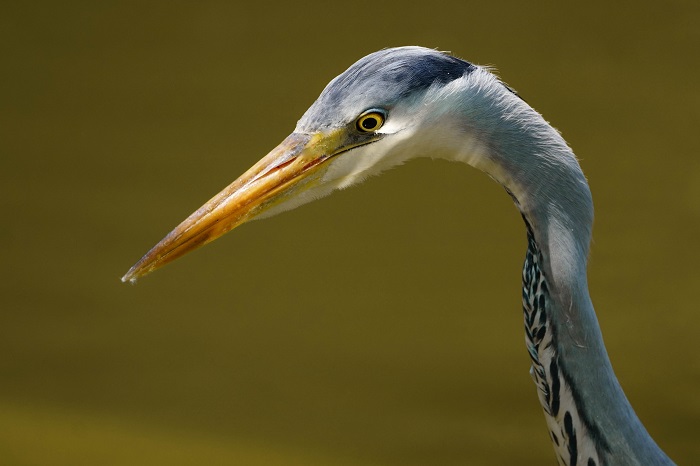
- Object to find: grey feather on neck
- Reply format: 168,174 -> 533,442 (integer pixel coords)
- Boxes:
434,66 -> 671,464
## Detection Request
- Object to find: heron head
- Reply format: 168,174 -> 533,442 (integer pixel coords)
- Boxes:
122,47 -> 477,282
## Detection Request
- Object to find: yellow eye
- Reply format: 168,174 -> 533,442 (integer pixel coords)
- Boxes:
356,110 -> 385,132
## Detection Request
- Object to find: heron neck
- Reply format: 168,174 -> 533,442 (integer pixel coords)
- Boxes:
478,102 -> 670,464
442,79 -> 672,462
519,210 -> 671,465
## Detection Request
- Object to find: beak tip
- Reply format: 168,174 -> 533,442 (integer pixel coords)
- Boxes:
121,268 -> 140,284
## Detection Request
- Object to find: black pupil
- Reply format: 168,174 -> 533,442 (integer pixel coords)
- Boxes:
362,117 -> 378,130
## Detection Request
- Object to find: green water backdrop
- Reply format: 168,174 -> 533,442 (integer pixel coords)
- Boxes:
2,1 -> 699,464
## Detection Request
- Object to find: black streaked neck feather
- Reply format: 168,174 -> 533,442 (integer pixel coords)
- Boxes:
513,170 -> 673,465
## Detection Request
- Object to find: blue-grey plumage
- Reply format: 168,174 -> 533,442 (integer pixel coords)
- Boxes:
298,47 -> 476,130
122,47 -> 674,465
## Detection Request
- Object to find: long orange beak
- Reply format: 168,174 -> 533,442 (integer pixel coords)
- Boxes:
121,131 -> 340,283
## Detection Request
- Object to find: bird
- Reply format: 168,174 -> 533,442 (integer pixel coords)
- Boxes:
122,46 -> 675,465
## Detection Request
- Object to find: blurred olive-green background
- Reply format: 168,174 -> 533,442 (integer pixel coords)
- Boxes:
2,1 -> 699,464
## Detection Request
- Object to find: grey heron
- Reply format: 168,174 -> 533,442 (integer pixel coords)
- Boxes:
122,46 -> 674,465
